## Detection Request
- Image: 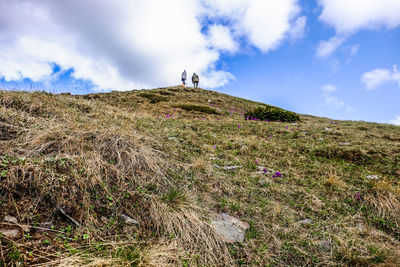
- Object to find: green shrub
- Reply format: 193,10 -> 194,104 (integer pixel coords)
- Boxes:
244,106 -> 300,122
138,92 -> 167,104
175,104 -> 218,114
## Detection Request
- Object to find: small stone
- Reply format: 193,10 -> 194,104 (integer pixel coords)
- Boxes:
20,225 -> 31,232
319,240 -> 332,252
4,215 -> 18,224
211,213 -> 249,243
366,175 -> 379,180
221,166 -> 241,170
213,164 -> 241,170
318,138 -> 324,141
291,123 -> 299,126
168,137 -> 178,141
298,219 -> 313,224
0,229 -> 20,239
339,142 -> 351,146
325,127 -> 332,131
356,224 -> 364,231
209,156 -> 217,160
208,99 -> 212,103
120,214 -> 138,225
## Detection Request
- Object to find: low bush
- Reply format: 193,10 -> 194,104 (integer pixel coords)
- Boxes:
175,104 -> 218,114
138,92 -> 167,104
244,106 -> 300,122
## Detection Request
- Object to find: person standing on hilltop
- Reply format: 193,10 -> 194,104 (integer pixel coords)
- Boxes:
192,72 -> 199,88
181,70 -> 187,86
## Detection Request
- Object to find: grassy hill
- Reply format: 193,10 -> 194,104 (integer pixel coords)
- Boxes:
0,86 -> 399,266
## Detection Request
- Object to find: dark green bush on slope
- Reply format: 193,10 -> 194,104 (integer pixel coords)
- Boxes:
245,106 -> 300,122
175,104 -> 218,114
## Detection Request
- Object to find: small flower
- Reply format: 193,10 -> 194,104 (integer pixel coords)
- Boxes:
355,193 -> 362,201
213,146 -> 216,149
263,168 -> 267,173
238,125 -> 241,128
286,126 -> 289,129
272,171 -> 282,178
255,160 -> 258,164
269,136 -> 272,138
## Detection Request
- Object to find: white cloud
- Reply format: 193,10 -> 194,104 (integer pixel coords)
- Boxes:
316,36 -> 345,58
322,84 -> 337,92
288,16 -> 307,41
391,116 -> 400,126
322,84 -> 355,113
361,65 -> 400,90
207,25 -> 238,53
0,0 -> 305,91
318,0 -> 400,34
349,44 -> 360,57
317,0 -> 400,57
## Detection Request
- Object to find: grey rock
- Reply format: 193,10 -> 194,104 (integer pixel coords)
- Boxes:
211,213 -> 249,243
366,175 -> 379,180
4,215 -> 18,224
292,123 -> 299,126
213,164 -> 241,170
319,240 -> 332,252
318,138 -> 324,141
120,214 -> 138,225
168,137 -> 178,141
208,99 -> 212,103
325,127 -> 332,131
0,229 -> 20,239
298,219 -> 313,224
339,142 -> 351,146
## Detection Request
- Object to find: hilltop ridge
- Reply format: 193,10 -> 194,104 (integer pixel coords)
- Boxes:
0,86 -> 399,266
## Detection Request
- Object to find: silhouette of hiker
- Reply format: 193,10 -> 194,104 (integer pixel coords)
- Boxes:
192,73 -> 199,88
181,70 -> 187,86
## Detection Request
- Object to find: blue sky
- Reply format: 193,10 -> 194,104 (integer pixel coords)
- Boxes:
0,0 -> 399,124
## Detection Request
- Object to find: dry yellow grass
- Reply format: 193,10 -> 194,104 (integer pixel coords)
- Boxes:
1,87 -> 399,266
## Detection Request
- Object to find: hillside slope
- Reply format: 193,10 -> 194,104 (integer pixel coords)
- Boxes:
0,87 -> 399,266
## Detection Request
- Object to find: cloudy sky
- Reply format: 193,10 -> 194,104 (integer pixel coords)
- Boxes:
1,0 -> 399,125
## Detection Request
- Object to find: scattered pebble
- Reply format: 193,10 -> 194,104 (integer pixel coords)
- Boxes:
325,127 -> 332,131
319,240 -> 332,252
318,138 -> 324,141
298,219 -> 313,224
4,215 -> 18,224
120,214 -> 139,225
338,142 -> 351,146
0,229 -> 20,239
366,175 -> 379,180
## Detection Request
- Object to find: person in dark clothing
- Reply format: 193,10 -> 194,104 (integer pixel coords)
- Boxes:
181,70 -> 187,86
192,73 -> 199,88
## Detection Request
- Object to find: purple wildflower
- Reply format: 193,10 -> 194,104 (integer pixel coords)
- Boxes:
213,146 -> 216,149
272,171 -> 282,178
255,160 -> 258,164
238,125 -> 241,128
355,193 -> 361,201
263,168 -> 267,173
286,126 -> 289,129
